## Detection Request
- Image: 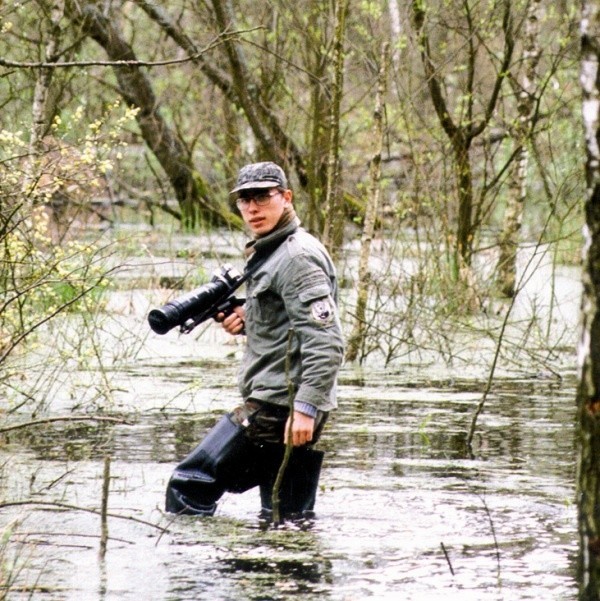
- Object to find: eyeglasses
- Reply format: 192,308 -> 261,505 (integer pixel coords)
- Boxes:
236,190 -> 281,210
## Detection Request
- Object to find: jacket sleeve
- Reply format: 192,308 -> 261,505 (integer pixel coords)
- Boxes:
278,252 -> 344,411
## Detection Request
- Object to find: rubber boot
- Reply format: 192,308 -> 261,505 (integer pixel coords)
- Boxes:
165,470 -> 221,516
260,447 -> 324,521
165,413 -> 257,514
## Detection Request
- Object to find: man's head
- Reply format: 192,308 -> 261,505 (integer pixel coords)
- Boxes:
231,162 -> 292,237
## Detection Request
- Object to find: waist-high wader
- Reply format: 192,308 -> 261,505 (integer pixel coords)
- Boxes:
165,401 -> 327,520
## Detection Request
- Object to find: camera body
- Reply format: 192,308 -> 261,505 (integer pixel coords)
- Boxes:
148,264 -> 244,335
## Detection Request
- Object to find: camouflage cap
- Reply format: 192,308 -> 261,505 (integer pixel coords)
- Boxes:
230,161 -> 288,194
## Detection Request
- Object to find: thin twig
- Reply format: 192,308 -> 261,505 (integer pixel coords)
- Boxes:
441,542 -> 455,576
466,209 -> 560,455
0,501 -> 169,534
473,491 -> 501,579
15,531 -> 135,545
0,416 -> 130,434
0,28 -> 263,70
271,328 -> 296,525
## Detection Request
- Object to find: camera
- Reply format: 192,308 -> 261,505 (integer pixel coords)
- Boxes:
148,264 -> 243,335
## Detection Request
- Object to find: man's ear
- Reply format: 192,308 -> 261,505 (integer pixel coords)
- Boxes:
283,189 -> 293,205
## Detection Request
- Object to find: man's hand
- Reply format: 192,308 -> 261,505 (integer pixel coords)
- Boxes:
217,305 -> 245,335
284,411 -> 315,447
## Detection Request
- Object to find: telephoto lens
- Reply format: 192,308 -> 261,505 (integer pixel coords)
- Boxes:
148,265 -> 241,335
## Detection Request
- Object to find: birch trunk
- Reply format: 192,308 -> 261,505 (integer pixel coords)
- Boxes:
577,0 -> 600,596
496,0 -> 542,298
24,0 -> 64,202
387,0 -> 403,70
345,44 -> 389,363
29,1 -> 64,152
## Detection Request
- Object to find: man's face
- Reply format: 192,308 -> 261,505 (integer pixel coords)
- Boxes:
237,187 -> 292,236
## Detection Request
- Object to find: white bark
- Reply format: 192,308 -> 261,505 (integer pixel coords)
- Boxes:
346,44 -> 389,362
496,0 -> 542,297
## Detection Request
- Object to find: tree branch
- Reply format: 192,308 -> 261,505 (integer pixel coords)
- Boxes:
0,415 -> 130,434
0,500 -> 169,533
0,29 -> 260,70
412,0 -> 457,138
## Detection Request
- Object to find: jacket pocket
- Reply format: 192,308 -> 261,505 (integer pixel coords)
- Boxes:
248,273 -> 281,324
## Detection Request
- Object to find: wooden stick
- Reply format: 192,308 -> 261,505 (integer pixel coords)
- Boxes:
441,542 -> 455,576
99,456 -> 110,558
0,416 -> 128,434
271,328 -> 296,525
0,500 -> 169,533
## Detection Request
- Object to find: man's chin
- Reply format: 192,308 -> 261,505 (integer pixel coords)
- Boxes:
250,223 -> 274,236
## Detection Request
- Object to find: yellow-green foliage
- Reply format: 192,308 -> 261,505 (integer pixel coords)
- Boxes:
0,102 -> 138,358
0,207 -> 110,355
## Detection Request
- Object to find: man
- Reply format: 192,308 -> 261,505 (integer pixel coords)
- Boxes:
165,161 -> 344,520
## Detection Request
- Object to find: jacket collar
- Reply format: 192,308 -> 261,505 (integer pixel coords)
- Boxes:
248,217 -> 300,259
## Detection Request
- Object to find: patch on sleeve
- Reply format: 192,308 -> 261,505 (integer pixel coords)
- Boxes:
310,297 -> 335,325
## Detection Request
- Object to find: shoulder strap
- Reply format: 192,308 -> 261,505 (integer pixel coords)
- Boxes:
242,231 -> 291,279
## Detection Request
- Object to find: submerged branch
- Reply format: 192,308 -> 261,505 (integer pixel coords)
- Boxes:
440,542 -> 455,576
0,500 -> 169,533
0,415 -> 130,434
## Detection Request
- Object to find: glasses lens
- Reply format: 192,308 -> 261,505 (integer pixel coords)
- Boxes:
236,191 -> 279,209
254,192 -> 273,206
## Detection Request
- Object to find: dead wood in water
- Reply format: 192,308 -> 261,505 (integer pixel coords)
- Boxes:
0,415 -> 130,434
0,500 -> 168,533
99,456 -> 110,558
271,328 -> 296,525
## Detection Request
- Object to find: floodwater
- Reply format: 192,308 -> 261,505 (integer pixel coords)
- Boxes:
0,232 -> 582,600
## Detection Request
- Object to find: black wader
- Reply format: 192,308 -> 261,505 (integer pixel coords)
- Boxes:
165,401 -> 326,519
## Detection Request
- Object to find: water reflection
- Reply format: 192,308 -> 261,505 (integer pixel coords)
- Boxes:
0,369 -> 578,600
162,517 -> 333,600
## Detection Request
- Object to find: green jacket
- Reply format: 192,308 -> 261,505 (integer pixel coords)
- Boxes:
239,218 -> 344,414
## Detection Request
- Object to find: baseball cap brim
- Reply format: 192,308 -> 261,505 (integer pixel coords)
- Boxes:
229,180 -> 282,194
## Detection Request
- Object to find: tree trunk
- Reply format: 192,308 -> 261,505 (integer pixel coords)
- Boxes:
578,0 -> 600,597
322,0 -> 349,260
66,0 -> 232,229
411,0 -> 514,271
206,0 -> 309,190
345,44 -> 388,363
387,0 -> 403,70
25,0 -> 63,202
305,9 -> 331,234
29,1 -> 64,152
306,68 -> 329,234
452,133 -> 475,272
497,0 -> 542,298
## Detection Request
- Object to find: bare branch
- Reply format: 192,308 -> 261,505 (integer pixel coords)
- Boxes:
0,29 -> 261,70
0,415 -> 130,434
0,500 -> 169,533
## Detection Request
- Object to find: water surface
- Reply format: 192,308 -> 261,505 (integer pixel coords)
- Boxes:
0,360 -> 578,600
0,235 -> 581,600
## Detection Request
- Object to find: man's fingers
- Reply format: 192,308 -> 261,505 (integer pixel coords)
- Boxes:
284,414 -> 315,446
220,313 -> 245,335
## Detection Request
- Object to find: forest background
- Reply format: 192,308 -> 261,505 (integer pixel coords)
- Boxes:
1,0 -> 597,596
0,0 -> 583,372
